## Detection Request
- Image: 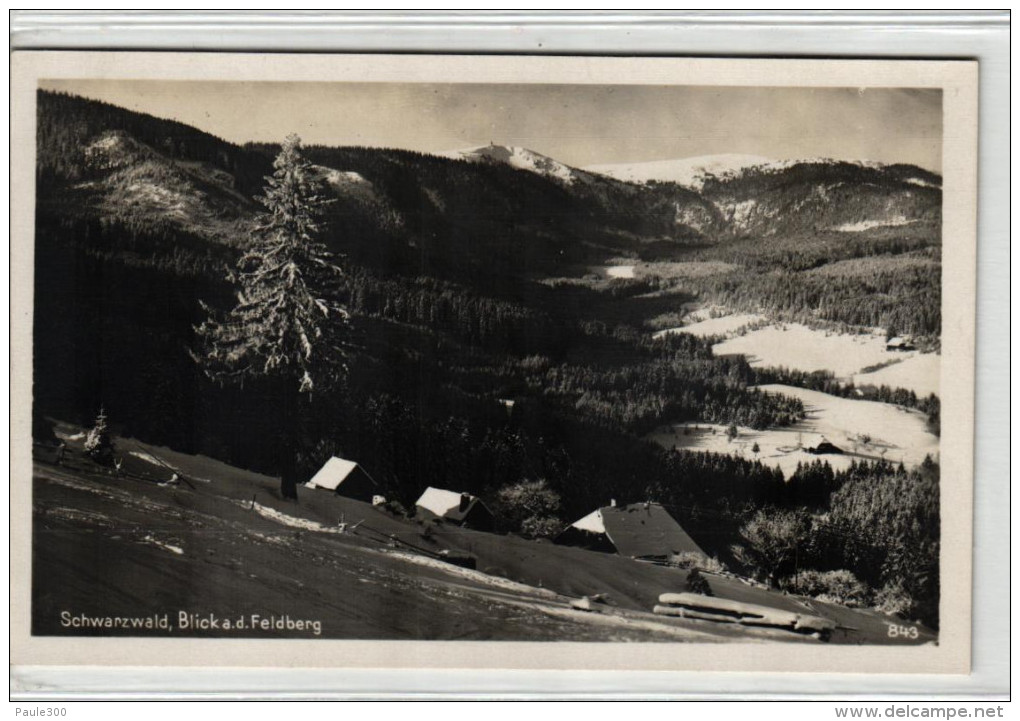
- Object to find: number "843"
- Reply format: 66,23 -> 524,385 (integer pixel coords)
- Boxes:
887,624 -> 919,639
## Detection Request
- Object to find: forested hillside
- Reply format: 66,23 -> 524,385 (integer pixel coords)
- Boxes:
699,160 -> 941,237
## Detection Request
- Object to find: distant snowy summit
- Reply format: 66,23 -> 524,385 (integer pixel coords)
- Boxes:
586,154 -> 775,189
436,144 -> 592,185
584,154 -> 929,190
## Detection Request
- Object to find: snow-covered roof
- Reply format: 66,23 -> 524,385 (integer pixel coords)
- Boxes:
415,487 -> 468,517
415,487 -> 495,528
570,509 -> 606,535
305,456 -> 359,490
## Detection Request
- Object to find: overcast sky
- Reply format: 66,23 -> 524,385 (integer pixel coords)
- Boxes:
40,80 -> 943,172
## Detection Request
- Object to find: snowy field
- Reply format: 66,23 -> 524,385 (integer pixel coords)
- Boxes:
605,264 -> 635,279
654,312 -> 766,340
853,353 -> 940,398
834,217 -> 916,232
647,384 -> 939,477
649,306 -> 940,396
586,264 -> 636,279
713,323 -> 940,397
713,323 -> 890,376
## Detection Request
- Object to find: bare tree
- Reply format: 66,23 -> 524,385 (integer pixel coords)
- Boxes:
730,508 -> 810,588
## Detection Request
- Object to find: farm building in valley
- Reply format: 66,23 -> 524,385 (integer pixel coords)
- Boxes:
886,336 -> 916,352
415,487 -> 495,531
806,440 -> 844,455
555,501 -> 705,560
304,456 -> 379,502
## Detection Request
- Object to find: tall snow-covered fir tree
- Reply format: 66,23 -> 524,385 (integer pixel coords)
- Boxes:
194,134 -> 352,498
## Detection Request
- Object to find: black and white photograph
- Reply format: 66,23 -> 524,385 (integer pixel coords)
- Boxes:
11,53 -> 978,673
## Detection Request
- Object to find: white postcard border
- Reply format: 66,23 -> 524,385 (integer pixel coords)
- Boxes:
10,51 -> 978,675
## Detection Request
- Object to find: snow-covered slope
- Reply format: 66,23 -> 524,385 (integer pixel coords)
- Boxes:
313,166 -> 379,203
437,144 -> 592,185
78,130 -> 248,240
586,154 -> 775,189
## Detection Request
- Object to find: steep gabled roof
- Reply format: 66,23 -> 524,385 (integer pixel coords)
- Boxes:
415,487 -> 493,526
415,487 -> 465,517
562,502 -> 704,558
570,508 -> 606,534
602,503 -> 704,558
305,456 -> 360,491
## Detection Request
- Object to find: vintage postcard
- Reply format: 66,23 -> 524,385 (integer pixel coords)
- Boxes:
10,52 -> 977,674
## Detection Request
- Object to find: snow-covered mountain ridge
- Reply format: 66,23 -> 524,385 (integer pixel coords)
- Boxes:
437,144 -> 595,185
586,154 -> 775,189
585,154 -> 938,190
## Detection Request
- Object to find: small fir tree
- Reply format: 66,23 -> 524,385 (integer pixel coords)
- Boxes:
84,406 -> 115,465
686,568 -> 713,596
